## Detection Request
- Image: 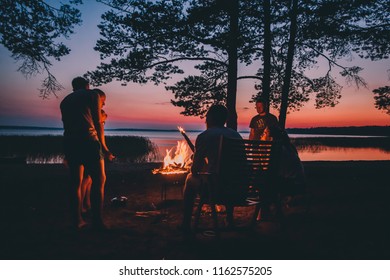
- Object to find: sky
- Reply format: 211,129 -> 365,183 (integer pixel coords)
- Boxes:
0,1 -> 389,131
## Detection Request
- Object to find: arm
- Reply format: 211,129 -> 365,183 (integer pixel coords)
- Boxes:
248,116 -> 256,140
249,128 -> 255,140
91,93 -> 115,161
190,136 -> 207,174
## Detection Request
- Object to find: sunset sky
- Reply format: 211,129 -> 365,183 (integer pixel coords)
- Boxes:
0,2 -> 389,131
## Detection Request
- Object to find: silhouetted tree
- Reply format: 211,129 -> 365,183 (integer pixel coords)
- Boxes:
0,0 -> 82,98
300,0 -> 390,120
89,0 -> 389,129
254,0 -> 389,128
261,0 -> 272,105
88,0 -> 265,130
373,86 -> 390,115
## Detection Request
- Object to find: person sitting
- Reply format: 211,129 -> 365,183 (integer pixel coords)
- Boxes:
271,128 -> 307,201
180,105 -> 242,232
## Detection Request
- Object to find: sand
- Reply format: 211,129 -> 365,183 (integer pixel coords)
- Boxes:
1,161 -> 390,260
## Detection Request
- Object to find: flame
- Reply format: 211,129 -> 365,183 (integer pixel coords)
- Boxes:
152,140 -> 192,174
163,141 -> 191,169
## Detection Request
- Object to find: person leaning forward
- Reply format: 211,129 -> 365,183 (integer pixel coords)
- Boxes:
60,77 -> 114,230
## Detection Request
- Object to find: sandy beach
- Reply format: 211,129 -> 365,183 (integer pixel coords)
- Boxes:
1,160 -> 390,260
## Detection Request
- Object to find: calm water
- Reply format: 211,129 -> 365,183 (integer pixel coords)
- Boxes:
1,128 -> 389,161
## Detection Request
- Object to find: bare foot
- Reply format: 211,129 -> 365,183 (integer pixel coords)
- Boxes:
82,207 -> 91,214
77,219 -> 87,229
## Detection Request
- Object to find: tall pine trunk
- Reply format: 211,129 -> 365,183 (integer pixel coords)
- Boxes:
279,0 -> 298,129
226,0 -> 239,130
262,0 -> 272,110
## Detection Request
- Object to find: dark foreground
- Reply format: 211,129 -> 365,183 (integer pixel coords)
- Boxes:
1,161 -> 390,260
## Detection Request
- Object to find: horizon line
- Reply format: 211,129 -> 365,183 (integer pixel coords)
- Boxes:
0,124 -> 389,132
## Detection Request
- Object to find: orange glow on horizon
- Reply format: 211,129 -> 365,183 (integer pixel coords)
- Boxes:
1,76 -> 389,130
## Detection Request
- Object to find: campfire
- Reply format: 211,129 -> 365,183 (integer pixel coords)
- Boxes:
152,126 -> 194,175
152,140 -> 193,175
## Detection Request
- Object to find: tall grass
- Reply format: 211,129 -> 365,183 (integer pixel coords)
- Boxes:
0,136 -> 158,163
291,137 -> 390,152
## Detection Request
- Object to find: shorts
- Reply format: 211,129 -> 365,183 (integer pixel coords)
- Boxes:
64,138 -> 104,168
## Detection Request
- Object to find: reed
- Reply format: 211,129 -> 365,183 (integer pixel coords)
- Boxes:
291,137 -> 390,152
0,135 -> 158,163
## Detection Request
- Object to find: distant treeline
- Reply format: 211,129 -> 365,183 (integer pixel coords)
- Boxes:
0,136 -> 158,163
1,125 -> 390,136
286,126 -> 390,137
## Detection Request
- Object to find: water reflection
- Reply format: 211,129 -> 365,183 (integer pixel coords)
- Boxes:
297,146 -> 390,161
290,137 -> 390,161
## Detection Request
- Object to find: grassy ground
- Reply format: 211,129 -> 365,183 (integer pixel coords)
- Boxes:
1,160 -> 390,260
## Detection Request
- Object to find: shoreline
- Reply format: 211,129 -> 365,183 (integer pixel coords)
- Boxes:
1,135 -> 389,163
1,125 -> 389,137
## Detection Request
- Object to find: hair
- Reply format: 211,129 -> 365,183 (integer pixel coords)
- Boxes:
206,104 -> 228,127
71,77 -> 89,91
101,109 -> 108,123
93,88 -> 106,98
255,97 -> 268,105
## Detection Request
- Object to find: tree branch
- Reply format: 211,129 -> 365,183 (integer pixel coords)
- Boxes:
237,75 -> 261,80
138,56 -> 228,71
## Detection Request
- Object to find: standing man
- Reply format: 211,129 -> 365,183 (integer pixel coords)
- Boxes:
60,77 -> 114,229
249,98 -> 280,140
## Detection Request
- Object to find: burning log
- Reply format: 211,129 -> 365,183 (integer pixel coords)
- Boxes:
152,127 -> 196,175
152,140 -> 192,175
177,126 -> 195,153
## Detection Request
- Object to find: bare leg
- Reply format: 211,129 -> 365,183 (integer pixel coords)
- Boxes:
85,180 -> 91,211
81,175 -> 92,212
89,159 -> 107,228
181,174 -> 201,229
69,164 -> 86,228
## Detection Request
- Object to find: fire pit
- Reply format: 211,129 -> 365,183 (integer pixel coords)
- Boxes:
152,140 -> 192,202
154,172 -> 188,202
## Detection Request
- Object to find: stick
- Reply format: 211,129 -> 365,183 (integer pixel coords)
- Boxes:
177,126 -> 195,152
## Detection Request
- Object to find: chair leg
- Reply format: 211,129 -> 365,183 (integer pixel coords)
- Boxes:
226,205 -> 234,227
193,199 -> 204,231
211,203 -> 220,238
251,203 -> 261,227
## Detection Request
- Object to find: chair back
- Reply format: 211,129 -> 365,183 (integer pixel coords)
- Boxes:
214,136 -> 280,202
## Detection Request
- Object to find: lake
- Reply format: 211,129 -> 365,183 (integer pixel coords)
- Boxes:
0,127 -> 389,162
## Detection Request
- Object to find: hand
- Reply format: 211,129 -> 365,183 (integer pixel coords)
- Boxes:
104,150 -> 115,162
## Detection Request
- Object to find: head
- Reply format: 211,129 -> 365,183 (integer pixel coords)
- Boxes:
255,98 -> 268,115
71,77 -> 90,91
93,88 -> 106,106
206,104 -> 228,128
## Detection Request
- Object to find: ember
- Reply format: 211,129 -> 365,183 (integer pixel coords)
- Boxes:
152,140 -> 193,174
